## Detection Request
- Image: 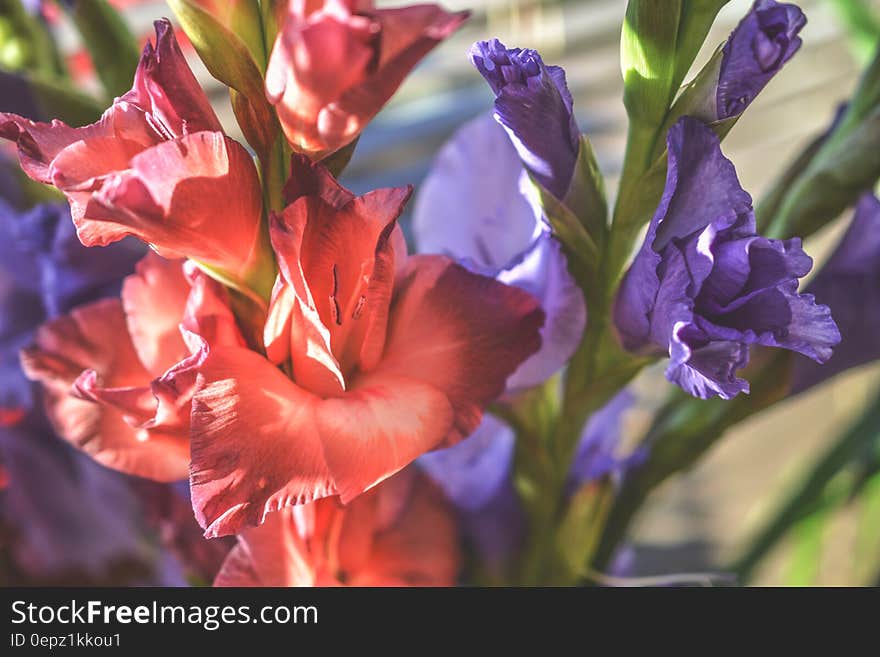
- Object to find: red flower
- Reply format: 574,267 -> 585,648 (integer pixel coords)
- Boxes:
214,468 -> 460,586
0,20 -> 273,297
189,156 -> 544,536
21,253 -> 244,482
266,0 -> 468,158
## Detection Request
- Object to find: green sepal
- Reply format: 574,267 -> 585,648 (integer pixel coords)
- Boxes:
166,0 -> 276,160
320,137 -> 360,178
671,0 -> 731,92
563,135 -> 609,248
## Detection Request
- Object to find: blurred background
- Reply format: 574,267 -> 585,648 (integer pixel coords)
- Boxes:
6,0 -> 880,585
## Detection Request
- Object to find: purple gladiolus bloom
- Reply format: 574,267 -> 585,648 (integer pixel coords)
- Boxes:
614,117 -> 839,400
791,194 -> 880,394
414,113 -> 586,390
0,173 -> 166,584
717,0 -> 806,120
469,39 -> 580,200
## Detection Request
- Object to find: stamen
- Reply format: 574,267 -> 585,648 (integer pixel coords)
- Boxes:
329,263 -> 342,325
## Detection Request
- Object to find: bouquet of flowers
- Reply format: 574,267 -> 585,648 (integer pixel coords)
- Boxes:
1,0 -> 878,587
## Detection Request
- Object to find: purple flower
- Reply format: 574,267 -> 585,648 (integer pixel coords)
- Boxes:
791,194 -> 880,394
0,414 -> 168,584
469,39 -> 580,200
717,0 -> 805,120
0,171 -> 169,585
414,113 -> 586,390
419,392 -> 640,574
614,117 -> 839,400
0,197 -> 142,415
418,415 -> 524,576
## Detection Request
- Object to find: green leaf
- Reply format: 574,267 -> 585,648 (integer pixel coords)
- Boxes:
64,0 -> 140,99
526,176 -> 600,288
765,43 -> 880,239
556,483 -> 614,581
767,105 -> 880,240
853,471 -> 880,584
828,0 -> 880,66
0,66 -> 104,125
0,0 -> 64,75
167,0 -> 263,98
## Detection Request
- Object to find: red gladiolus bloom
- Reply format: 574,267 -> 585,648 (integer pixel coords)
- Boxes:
21,254 -> 244,482
266,0 -> 468,158
189,156 -> 544,537
0,20 -> 272,296
214,468 -> 460,586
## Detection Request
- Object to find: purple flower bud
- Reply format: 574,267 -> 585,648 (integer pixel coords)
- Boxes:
469,39 -> 580,200
717,0 -> 806,120
614,117 -> 839,400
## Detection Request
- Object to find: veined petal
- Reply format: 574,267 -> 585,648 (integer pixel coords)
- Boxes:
378,255 -> 544,442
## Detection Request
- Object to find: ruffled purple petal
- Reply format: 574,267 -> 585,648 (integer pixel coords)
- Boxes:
418,414 -> 515,512
717,0 -> 806,119
469,39 -> 579,200
413,114 -> 539,270
614,117 -> 753,352
615,117 -> 838,400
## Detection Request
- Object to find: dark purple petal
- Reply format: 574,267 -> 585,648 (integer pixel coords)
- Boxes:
614,117 -> 753,353
11,203 -> 144,317
792,194 -> 880,393
469,39 -> 579,200
414,113 -> 586,390
717,0 -> 806,119
614,118 -> 838,400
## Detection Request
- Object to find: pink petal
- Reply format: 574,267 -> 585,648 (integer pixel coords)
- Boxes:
90,131 -> 266,283
214,508 -> 316,587
189,346 -> 337,538
121,252 -> 191,378
318,370 -> 453,503
379,255 -> 545,442
20,299 -> 190,481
